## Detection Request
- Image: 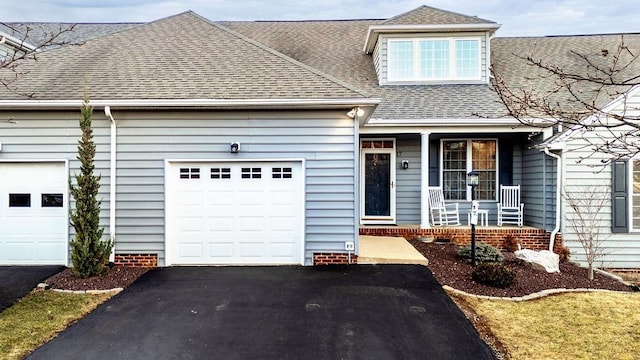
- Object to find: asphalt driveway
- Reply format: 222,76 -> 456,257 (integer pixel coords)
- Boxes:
0,265 -> 65,312
28,265 -> 493,360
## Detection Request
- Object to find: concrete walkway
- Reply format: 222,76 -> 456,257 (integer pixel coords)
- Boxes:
358,236 -> 428,266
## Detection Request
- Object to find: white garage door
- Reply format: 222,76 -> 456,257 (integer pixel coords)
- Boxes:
167,161 -> 304,265
0,162 -> 67,265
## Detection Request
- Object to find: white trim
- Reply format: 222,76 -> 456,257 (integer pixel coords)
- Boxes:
365,117 -> 549,128
439,138 -> 499,201
164,158 -> 306,266
0,159 -> 70,266
364,24 -> 501,54
546,84 -> 640,148
359,138 -> 396,224
360,126 -> 541,135
385,37 -> 482,83
0,98 -> 381,110
420,132 -> 431,229
0,32 -> 37,51
353,117 -> 361,254
629,159 -> 640,233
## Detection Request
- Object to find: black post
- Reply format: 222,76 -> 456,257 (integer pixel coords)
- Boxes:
471,185 -> 477,267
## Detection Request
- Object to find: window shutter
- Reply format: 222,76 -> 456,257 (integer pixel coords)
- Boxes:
611,160 -> 629,233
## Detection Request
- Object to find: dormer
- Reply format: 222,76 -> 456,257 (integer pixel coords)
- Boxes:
364,6 -> 500,85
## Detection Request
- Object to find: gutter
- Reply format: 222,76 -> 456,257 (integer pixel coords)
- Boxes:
544,146 -> 562,252
0,98 -> 381,110
104,106 -> 117,263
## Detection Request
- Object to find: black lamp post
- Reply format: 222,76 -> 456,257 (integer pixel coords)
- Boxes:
467,170 -> 479,267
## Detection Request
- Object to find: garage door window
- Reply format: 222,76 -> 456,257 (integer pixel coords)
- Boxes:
241,167 -> 261,179
272,167 -> 292,179
180,168 -> 200,179
9,193 -> 31,207
42,193 -> 64,207
211,168 -> 231,179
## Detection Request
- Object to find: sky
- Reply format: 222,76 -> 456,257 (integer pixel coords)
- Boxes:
2,0 -> 638,37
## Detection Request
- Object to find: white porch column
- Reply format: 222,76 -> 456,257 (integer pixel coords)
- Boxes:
420,131 -> 431,229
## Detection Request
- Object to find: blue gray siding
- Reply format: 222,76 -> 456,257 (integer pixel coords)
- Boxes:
394,135 -> 526,225
521,139 -> 557,231
396,137 -> 421,224
0,109 -> 357,266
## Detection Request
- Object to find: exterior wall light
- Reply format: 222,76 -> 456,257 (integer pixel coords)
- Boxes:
230,142 -> 240,153
402,160 -> 409,169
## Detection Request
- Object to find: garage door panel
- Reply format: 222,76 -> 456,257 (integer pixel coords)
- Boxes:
177,242 -> 204,258
169,161 -> 303,265
207,191 -> 233,205
239,217 -> 265,231
208,216 -> 234,231
239,242 -> 265,257
208,243 -> 234,257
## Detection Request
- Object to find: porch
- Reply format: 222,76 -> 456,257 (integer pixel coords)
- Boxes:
359,132 -> 559,232
359,225 -> 564,253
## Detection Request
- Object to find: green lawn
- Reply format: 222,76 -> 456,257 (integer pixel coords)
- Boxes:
461,292 -> 640,360
0,291 -> 112,360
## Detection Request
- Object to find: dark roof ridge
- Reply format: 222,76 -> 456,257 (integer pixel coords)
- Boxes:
383,4 -> 496,25
192,12 -> 371,98
495,32 -> 640,40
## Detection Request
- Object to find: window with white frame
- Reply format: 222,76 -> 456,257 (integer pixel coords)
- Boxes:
442,139 -> 497,200
387,37 -> 481,82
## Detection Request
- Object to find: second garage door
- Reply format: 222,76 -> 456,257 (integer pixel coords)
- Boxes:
0,162 -> 67,265
166,161 -> 304,265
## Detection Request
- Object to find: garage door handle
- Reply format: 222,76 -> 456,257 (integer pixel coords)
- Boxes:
391,181 -> 395,189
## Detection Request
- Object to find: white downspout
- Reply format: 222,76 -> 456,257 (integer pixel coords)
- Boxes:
105,106 -> 117,263
544,146 -> 562,252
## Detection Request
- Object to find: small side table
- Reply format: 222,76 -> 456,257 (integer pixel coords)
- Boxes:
467,209 -> 489,227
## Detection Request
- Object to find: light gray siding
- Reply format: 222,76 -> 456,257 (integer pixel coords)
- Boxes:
562,128 -> 640,268
0,109 -> 357,266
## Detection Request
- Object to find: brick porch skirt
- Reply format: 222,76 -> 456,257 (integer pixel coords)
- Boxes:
359,226 -> 563,253
114,253 -> 158,267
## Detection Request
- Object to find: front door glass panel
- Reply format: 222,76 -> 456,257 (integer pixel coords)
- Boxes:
364,153 -> 391,216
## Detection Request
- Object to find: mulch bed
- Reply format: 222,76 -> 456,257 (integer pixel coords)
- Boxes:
44,267 -> 150,291
409,240 -> 633,297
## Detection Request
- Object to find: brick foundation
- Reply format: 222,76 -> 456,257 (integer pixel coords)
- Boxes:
114,253 -> 158,268
359,226 -> 563,253
313,253 -> 358,265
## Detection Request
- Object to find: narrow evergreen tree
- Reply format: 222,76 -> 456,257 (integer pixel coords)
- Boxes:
69,96 -> 112,278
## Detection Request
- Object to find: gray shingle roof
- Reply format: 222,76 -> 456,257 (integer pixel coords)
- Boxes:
3,7 -> 640,121
5,22 -> 141,48
221,19 -> 503,119
492,34 -> 640,113
0,12 -> 366,101
383,5 -> 496,25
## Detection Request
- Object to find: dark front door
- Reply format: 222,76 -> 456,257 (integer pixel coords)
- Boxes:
362,150 -> 395,222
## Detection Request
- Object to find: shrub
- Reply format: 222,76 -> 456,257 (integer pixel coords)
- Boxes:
503,235 -> 521,252
458,242 -> 504,263
472,263 -> 516,288
69,96 -> 113,278
558,246 -> 571,263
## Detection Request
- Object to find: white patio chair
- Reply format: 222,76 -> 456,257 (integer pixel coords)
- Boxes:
497,185 -> 524,227
427,186 -> 460,226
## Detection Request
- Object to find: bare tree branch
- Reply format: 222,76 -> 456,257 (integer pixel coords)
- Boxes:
563,186 -> 610,280
490,36 -> 640,165
0,22 -> 77,97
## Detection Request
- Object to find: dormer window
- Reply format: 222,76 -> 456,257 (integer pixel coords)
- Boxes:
387,37 -> 481,83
